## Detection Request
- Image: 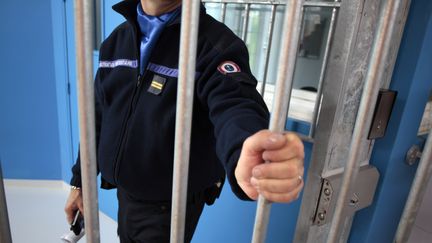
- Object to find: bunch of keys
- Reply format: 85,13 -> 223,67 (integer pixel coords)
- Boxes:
61,211 -> 85,243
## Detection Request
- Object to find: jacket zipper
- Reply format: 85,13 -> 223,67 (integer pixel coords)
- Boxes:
113,74 -> 143,184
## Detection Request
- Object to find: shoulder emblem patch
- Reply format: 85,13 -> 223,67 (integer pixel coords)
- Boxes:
217,61 -> 241,74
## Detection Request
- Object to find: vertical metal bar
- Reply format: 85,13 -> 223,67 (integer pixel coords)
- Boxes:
395,130 -> 432,243
0,162 -> 12,243
326,0 -> 402,242
74,0 -> 100,242
241,4 -> 251,43
94,0 -> 102,49
260,4 -> 277,97
170,1 -> 201,242
309,5 -> 339,138
252,1 -> 304,242
221,3 -> 227,23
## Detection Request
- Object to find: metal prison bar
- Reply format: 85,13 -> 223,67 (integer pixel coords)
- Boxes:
309,0 -> 339,138
252,0 -> 304,242
170,1 -> 201,242
261,5 -> 277,98
0,162 -> 12,243
326,0 -> 403,242
203,0 -> 341,141
395,129 -> 432,242
74,0 -> 100,242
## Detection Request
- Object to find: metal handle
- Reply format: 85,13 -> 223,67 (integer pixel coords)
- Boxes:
406,145 -> 423,165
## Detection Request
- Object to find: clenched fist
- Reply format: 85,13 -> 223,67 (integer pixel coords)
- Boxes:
235,130 -> 304,202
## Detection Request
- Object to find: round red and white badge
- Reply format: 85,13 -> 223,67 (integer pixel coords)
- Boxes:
217,61 -> 241,74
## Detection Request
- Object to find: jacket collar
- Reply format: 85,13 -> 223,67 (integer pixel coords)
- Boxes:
112,0 -> 206,26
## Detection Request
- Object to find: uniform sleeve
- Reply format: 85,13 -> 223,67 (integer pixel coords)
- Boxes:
196,38 -> 270,200
70,70 -> 104,187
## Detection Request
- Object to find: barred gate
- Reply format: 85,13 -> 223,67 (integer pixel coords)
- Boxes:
2,0 -> 430,243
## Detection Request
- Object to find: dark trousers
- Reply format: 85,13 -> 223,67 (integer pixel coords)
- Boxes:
117,188 -> 205,243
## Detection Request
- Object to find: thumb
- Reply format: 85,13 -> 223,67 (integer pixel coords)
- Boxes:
242,130 -> 287,156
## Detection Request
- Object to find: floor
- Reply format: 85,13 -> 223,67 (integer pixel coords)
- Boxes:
407,174 -> 432,243
3,180 -> 119,243
2,178 -> 432,243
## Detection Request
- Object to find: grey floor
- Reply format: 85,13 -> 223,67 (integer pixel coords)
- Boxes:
4,180 -> 119,243
2,178 -> 432,243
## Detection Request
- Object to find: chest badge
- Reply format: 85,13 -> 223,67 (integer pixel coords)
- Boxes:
148,74 -> 166,95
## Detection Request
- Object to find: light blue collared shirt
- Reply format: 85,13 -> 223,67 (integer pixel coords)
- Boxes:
136,4 -> 179,74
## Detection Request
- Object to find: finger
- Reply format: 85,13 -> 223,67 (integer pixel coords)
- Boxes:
251,176 -> 302,194
252,159 -> 303,179
259,181 -> 304,203
65,205 -> 76,224
262,138 -> 304,162
78,201 -> 84,216
243,130 -> 287,155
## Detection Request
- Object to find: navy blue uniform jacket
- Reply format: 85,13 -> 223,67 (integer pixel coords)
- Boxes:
71,0 -> 270,201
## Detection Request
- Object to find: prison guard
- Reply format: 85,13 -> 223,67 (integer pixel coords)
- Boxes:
71,0 -> 270,201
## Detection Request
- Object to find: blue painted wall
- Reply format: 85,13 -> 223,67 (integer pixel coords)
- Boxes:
349,0 -> 432,242
51,0 -> 76,184
103,0 -> 125,37
0,0 -> 62,180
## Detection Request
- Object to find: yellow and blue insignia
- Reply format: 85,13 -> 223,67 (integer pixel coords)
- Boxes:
217,61 -> 241,74
148,75 -> 166,95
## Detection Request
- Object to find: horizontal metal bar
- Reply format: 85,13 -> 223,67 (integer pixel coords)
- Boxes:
303,1 -> 341,7
252,0 -> 304,242
169,0 -> 201,242
326,0 -> 402,242
202,0 -> 341,8
74,0 -> 100,242
395,129 -> 432,243
0,162 -> 12,243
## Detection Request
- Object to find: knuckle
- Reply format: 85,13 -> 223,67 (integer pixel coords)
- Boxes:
243,135 -> 254,148
254,129 -> 270,140
286,133 -> 304,154
65,204 -> 71,211
281,194 -> 293,203
244,135 -> 252,145
293,142 -> 304,159
294,162 -> 303,174
287,163 -> 297,175
267,182 -> 278,192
